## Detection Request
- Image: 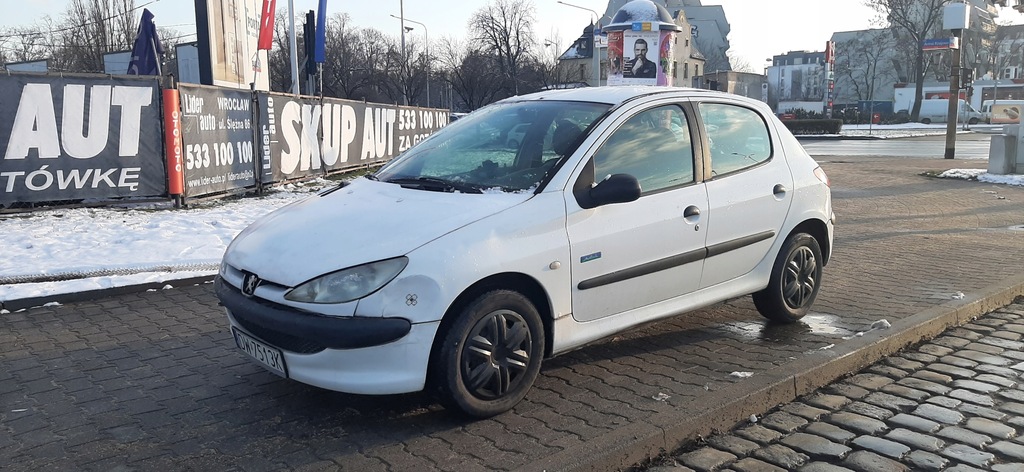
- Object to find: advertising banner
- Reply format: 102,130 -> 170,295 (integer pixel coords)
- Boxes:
0,74 -> 165,206
258,93 -> 449,184
991,104 -> 1022,124
609,30 -> 661,86
178,84 -> 257,197
194,0 -> 270,91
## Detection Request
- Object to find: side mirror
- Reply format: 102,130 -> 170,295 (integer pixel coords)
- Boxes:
584,174 -> 641,209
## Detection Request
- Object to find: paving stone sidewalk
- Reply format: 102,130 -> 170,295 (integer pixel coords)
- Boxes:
644,300 -> 1024,472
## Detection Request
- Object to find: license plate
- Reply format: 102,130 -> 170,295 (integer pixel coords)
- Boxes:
232,327 -> 287,377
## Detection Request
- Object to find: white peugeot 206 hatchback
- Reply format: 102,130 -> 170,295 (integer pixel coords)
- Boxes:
217,86 -> 834,418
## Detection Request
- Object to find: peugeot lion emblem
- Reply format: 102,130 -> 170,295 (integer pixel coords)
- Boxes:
242,272 -> 260,296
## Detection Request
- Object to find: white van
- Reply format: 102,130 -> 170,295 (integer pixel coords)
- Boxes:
917,99 -> 983,125
982,100 -> 1024,124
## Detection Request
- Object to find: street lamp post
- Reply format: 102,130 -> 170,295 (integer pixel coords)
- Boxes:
398,0 -> 408,105
557,0 -> 602,87
391,14 -> 429,108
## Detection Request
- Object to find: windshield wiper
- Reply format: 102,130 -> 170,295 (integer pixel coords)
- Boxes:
384,177 -> 484,194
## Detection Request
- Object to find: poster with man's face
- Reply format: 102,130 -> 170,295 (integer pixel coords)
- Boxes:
616,31 -> 660,85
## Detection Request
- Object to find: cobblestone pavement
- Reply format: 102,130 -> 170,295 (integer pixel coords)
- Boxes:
2,152 -> 1024,471
644,300 -> 1024,472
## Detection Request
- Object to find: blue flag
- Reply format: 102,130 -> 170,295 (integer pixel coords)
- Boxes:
314,0 -> 327,63
127,9 -> 163,75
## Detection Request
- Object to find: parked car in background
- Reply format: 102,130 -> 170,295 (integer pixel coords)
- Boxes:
216,86 -> 835,418
506,122 -> 530,148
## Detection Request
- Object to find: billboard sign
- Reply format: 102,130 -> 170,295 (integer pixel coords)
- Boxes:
991,103 -> 1022,124
0,74 -> 165,205
194,0 -> 270,91
177,84 -> 258,197
258,93 -> 450,184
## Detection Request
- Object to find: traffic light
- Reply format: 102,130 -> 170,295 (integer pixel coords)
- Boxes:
961,67 -> 975,86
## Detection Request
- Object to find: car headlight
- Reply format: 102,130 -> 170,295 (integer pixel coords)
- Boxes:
284,257 -> 408,304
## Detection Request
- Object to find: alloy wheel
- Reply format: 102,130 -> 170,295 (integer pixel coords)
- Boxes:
461,309 -> 533,400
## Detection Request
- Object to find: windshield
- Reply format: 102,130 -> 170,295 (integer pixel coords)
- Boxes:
376,100 -> 610,193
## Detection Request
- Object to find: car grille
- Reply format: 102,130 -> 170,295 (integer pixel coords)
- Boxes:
231,309 -> 327,355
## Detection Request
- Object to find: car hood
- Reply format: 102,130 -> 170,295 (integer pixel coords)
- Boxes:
224,178 -> 533,287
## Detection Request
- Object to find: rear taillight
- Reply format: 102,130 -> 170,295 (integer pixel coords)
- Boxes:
813,167 -> 830,187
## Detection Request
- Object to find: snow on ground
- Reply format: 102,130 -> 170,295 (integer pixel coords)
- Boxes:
0,180 -> 332,305
1,125 -> 1023,308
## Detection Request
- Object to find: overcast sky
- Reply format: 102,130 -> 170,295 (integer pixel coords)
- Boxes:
6,0 -> 1024,71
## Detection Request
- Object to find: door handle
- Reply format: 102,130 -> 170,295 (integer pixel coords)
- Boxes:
683,205 -> 701,218
773,184 -> 787,196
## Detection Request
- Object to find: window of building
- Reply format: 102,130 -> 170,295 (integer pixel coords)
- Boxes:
684,62 -> 689,78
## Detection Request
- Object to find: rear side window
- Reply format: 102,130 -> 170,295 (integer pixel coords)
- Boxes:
592,105 -> 695,193
699,103 -> 772,177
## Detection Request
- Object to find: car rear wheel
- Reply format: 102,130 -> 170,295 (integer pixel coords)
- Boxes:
753,233 -> 822,323
921,118 -> 931,124
968,117 -> 979,125
433,290 -> 544,418
507,139 -> 519,149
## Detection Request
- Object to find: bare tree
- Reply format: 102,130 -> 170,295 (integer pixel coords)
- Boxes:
470,0 -> 536,95
696,37 -> 730,73
267,11 -> 293,92
834,29 -> 900,118
536,37 -> 586,89
60,0 -> 137,73
437,37 -> 504,111
868,0 -> 950,120
727,51 -> 756,73
320,13 -> 373,100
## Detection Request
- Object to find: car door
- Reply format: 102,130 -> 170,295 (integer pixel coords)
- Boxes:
696,100 -> 794,289
565,103 -> 709,322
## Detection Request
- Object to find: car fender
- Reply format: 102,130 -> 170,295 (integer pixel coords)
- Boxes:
354,192 -> 572,326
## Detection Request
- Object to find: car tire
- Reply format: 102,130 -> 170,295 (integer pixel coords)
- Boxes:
921,118 -> 931,124
507,139 -> 519,149
753,233 -> 823,323
968,117 -> 979,125
433,290 -> 544,418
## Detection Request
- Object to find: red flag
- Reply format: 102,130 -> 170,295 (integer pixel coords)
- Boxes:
257,0 -> 277,50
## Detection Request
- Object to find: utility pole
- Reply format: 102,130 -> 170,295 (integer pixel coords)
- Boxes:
943,2 -> 971,160
392,15 -> 429,107
399,0 -> 409,106
945,29 -> 962,159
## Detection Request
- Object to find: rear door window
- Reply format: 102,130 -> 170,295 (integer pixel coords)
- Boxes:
698,103 -> 772,177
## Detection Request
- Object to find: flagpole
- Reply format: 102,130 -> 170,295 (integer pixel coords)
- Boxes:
288,0 -> 300,95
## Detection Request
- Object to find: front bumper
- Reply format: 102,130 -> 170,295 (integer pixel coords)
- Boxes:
215,277 -> 412,352
217,277 -> 440,395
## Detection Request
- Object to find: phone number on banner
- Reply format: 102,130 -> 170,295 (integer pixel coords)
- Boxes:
186,142 -> 255,170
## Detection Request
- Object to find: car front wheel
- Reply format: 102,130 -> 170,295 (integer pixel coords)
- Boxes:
433,290 -> 544,418
753,233 -> 823,323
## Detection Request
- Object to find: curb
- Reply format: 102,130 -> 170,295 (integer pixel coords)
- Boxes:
0,275 -> 217,312
518,273 -> 1024,472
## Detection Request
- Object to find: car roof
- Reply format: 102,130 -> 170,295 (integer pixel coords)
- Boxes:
497,86 -> 735,106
